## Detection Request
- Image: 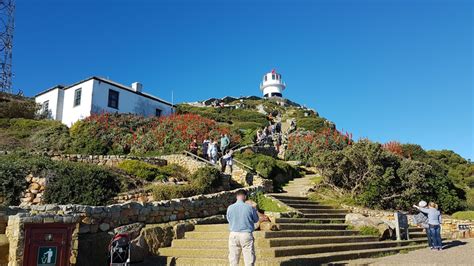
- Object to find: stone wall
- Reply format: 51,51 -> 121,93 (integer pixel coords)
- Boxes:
342,204 -> 474,239
158,154 -> 208,174
50,154 -> 167,167
12,186 -> 262,235
111,175 -> 232,204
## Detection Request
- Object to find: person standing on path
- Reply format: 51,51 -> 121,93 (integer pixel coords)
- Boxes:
220,134 -> 230,153
226,190 -> 259,266
412,200 -> 433,248
413,202 -> 443,250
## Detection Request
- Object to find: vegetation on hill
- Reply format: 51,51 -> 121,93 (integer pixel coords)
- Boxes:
0,92 -> 44,120
150,166 -> 222,200
117,160 -> 189,182
249,191 -> 288,212
0,153 -> 122,205
235,151 -> 301,191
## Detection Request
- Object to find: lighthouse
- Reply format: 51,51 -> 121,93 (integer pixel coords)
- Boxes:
260,69 -> 286,98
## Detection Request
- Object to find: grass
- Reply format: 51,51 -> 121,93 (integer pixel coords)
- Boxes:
307,186 -> 356,207
310,175 -> 323,185
250,192 -> 289,213
452,211 -> 474,220
358,225 -> 381,237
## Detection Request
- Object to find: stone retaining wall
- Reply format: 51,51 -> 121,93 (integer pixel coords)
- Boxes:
50,154 -> 167,167
4,186 -> 262,236
343,204 -> 474,238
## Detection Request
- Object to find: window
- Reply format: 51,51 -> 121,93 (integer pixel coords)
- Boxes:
264,75 -> 267,81
276,75 -> 279,80
42,100 -> 49,112
73,88 -> 81,107
108,89 -> 119,109
155,108 -> 162,117
272,74 -> 275,80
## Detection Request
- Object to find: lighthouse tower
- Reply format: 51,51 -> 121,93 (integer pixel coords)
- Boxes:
260,69 -> 286,98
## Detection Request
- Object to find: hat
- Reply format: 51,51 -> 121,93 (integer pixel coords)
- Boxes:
418,200 -> 427,207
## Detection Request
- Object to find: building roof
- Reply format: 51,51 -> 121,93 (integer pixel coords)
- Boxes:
35,76 -> 174,107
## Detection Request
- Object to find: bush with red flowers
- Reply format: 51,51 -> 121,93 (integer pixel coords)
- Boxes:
69,113 -> 239,155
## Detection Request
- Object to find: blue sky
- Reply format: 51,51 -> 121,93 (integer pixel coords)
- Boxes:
14,0 -> 473,159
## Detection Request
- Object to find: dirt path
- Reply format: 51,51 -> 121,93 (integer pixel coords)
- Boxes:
341,239 -> 474,265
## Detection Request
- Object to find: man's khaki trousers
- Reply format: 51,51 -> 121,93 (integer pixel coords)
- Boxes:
228,231 -> 255,266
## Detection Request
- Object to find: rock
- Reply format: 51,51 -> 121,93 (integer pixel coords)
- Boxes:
139,224 -> 174,254
29,183 -> 41,191
173,223 -> 186,239
345,213 -> 394,240
130,233 -> 149,263
99,223 -> 110,232
259,221 -> 280,231
114,222 -> 144,240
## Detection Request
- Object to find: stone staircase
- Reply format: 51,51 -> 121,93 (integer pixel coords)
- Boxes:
157,194 -> 427,265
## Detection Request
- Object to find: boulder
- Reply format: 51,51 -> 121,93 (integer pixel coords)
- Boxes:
345,213 -> 394,240
173,223 -> 186,239
259,221 -> 280,231
114,222 -> 144,240
130,233 -> 149,263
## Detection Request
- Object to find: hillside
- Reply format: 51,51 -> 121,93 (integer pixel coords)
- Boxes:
0,94 -> 472,215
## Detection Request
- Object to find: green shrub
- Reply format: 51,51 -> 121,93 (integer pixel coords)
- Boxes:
117,160 -> 190,182
235,152 -> 301,191
158,164 -> 190,181
0,153 -> 120,206
357,225 -> 381,237
0,94 -> 40,119
316,140 -> 465,214
117,160 -> 163,181
0,118 -> 70,152
151,184 -> 198,201
249,192 -> 288,212
188,166 -> 222,192
0,155 -> 29,205
29,122 -> 71,152
43,161 -> 120,205
150,166 -> 221,200
466,188 -> 474,210
452,211 -> 474,220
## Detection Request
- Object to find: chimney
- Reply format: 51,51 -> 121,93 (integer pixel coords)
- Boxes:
131,82 -> 143,92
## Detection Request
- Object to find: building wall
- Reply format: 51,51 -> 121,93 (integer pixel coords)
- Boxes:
35,88 -> 61,120
91,79 -> 173,118
61,79 -> 95,126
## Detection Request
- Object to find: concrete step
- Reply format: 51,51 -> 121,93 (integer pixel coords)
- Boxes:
275,218 -> 346,224
193,224 -> 228,232
283,203 -> 335,209
161,244 -> 427,266
275,244 -> 427,265
184,229 -> 360,240
173,235 -> 380,249
160,239 -> 426,258
303,213 -> 347,219
268,194 -> 308,201
271,199 -> 318,205
264,235 -> 379,247
262,230 -> 361,238
278,223 -> 348,231
298,209 -> 348,214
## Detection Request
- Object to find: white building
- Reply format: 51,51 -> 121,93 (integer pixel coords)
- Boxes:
35,76 -> 175,126
259,69 -> 286,98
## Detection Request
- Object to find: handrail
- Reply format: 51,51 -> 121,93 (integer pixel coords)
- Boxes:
182,150 -> 215,166
233,158 -> 265,178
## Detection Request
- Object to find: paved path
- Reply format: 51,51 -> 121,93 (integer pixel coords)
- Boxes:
280,173 -> 316,197
340,239 -> 474,266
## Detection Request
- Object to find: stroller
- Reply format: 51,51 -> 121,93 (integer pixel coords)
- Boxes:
108,233 -> 131,266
